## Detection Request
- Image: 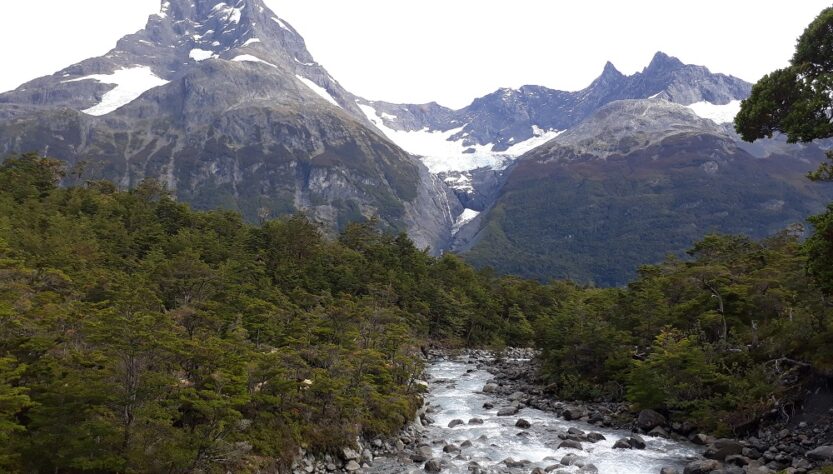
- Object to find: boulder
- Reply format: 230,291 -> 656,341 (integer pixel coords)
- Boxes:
482,383 -> 498,393
516,419 -> 532,429
563,406 -> 586,421
567,427 -> 585,436
683,459 -> 721,474
482,402 -> 494,409
509,391 -> 526,401
502,458 -> 529,468
497,406 -> 519,416
557,440 -> 583,450
648,426 -> 669,438
585,432 -> 606,443
660,468 -> 679,474
531,468 -> 546,474
704,439 -> 743,461
637,409 -> 667,431
342,447 -> 360,461
690,433 -> 715,445
443,444 -> 460,454
412,445 -> 433,463
561,453 -> 580,465
629,435 -> 647,449
468,418 -> 484,425
578,464 -> 599,473
613,438 -> 633,450
344,460 -> 361,471
461,440 -> 472,448
448,419 -> 465,428
808,445 -> 833,462
724,454 -> 750,466
744,461 -> 774,474
424,458 -> 442,472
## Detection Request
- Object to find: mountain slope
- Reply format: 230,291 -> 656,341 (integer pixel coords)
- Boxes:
357,52 -> 752,216
460,99 -> 833,286
0,0 -> 459,251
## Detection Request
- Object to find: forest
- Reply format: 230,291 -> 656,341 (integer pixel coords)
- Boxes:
0,152 -> 832,472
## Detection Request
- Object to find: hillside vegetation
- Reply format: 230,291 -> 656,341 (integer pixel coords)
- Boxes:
0,153 -> 832,471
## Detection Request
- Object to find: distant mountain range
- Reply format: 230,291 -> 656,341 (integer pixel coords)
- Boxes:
1,0 -> 831,285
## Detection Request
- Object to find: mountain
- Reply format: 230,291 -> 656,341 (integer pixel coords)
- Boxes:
357,52 -> 752,218
0,0 -> 460,251
459,98 -> 833,286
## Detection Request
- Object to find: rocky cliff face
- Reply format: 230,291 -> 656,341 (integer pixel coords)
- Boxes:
460,98 -> 833,285
0,0 -> 458,251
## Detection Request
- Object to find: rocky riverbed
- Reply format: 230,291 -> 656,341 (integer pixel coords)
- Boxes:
292,350 -> 833,474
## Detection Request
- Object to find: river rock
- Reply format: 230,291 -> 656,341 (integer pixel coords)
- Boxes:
561,453 -> 580,465
613,438 -> 633,450
578,465 -> 599,474
557,440 -> 583,450
628,434 -> 647,449
683,459 -> 721,474
482,383 -> 498,393
412,445 -> 433,462
342,447 -> 360,461
461,440 -> 472,448
516,419 -> 531,429
563,406 -> 586,421
744,461 -> 774,474
567,427 -> 585,436
648,426 -> 669,438
424,458 -> 442,472
502,457 -> 529,468
531,468 -> 546,474
443,444 -> 460,454
690,433 -> 715,445
509,391 -> 526,401
344,460 -> 360,471
498,407 -> 519,416
704,439 -> 743,461
807,445 -> 833,461
725,454 -> 750,466
660,467 -> 679,474
483,402 -> 494,409
637,409 -> 667,431
468,418 -> 484,425
448,419 -> 465,428
585,432 -> 606,443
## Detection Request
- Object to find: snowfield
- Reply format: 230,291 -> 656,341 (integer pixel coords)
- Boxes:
65,66 -> 169,116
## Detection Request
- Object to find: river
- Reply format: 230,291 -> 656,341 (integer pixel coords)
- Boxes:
369,355 -> 701,474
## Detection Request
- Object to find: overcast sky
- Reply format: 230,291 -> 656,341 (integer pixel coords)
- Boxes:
0,1 -> 829,108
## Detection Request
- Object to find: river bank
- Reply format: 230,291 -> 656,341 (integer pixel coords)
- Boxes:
460,349 -> 833,474
291,349 -> 833,474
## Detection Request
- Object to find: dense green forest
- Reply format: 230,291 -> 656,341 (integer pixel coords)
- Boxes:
0,154 -> 545,472
1,152 -> 832,472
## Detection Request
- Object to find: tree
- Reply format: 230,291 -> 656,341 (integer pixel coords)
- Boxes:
0,356 -> 30,470
735,6 -> 833,180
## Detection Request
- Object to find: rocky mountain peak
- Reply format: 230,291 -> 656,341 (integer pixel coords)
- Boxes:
645,51 -> 685,73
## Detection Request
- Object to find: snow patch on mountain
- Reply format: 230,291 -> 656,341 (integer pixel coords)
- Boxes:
453,208 -> 480,234
211,3 -> 244,24
687,100 -> 742,124
296,75 -> 341,108
65,66 -> 169,116
272,17 -> 292,33
359,103 -> 561,176
157,1 -> 171,18
189,49 -> 215,61
232,55 -> 277,68
242,38 -> 261,46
